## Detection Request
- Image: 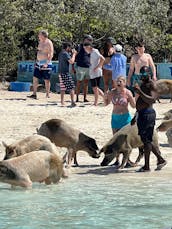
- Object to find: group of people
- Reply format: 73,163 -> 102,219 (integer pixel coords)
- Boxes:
27,30 -> 167,172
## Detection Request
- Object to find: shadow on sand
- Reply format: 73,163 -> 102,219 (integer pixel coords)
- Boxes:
76,164 -> 138,176
160,143 -> 170,147
0,98 -> 27,101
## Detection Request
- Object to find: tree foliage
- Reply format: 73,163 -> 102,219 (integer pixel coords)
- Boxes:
0,0 -> 172,74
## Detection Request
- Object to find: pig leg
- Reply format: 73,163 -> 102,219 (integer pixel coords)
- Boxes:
44,177 -> 51,185
17,174 -> 32,188
73,152 -> 79,167
67,148 -> 74,167
117,152 -> 129,169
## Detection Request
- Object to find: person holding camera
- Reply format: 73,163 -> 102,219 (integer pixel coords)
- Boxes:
58,42 -> 77,106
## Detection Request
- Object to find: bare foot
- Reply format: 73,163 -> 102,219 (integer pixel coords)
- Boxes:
61,102 -> 65,106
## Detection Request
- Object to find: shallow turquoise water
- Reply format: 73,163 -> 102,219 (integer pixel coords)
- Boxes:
0,170 -> 172,229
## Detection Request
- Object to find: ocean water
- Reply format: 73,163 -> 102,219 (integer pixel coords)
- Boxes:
0,169 -> 172,229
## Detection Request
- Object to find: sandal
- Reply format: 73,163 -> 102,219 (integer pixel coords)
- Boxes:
155,160 -> 167,171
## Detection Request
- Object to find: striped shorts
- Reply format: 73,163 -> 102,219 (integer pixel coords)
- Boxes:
59,73 -> 75,92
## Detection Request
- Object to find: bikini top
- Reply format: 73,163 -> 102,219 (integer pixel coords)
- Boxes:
111,88 -> 129,106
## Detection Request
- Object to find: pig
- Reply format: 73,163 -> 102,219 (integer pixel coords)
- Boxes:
156,79 -> 172,103
157,120 -> 172,132
2,135 -> 68,178
100,124 -> 158,169
0,150 -> 63,188
166,129 -> 172,147
163,109 -> 172,120
2,135 -> 60,160
37,119 -> 100,167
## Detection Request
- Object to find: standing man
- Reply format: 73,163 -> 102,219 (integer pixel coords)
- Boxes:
58,42 -> 77,106
83,42 -> 105,106
110,44 -> 127,88
75,34 -> 93,102
131,66 -> 166,172
28,30 -> 54,99
127,41 -> 156,92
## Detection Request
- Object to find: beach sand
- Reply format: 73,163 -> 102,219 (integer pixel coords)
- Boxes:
0,88 -> 172,179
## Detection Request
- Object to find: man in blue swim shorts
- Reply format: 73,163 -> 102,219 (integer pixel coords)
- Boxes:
28,30 -> 54,99
127,41 -> 156,96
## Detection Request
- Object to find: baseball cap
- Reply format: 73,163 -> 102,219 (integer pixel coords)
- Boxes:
115,44 -> 123,52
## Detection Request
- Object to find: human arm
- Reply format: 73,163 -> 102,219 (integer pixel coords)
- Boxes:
104,90 -> 112,106
134,83 -> 157,104
47,40 -> 54,63
68,49 -> 77,64
94,55 -> 105,72
127,57 -> 135,86
127,90 -> 136,108
148,54 -> 157,81
42,40 -> 54,68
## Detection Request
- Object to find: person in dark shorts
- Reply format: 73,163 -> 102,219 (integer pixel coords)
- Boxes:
131,66 -> 167,172
28,30 -> 54,99
58,42 -> 77,106
83,42 -> 105,106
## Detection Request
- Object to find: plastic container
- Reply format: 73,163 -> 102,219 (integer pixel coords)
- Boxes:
10,81 -> 31,92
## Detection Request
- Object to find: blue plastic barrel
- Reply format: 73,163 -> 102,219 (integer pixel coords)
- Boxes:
10,81 -> 31,92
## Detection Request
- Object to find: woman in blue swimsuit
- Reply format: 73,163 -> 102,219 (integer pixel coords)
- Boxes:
105,76 -> 136,134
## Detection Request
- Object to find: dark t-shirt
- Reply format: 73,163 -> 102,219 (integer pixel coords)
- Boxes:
76,44 -> 90,68
58,50 -> 71,74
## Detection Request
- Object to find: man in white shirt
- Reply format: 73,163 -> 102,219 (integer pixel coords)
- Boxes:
83,42 -> 105,106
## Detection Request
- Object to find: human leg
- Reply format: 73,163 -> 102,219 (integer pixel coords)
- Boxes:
112,79 -> 117,89
27,76 -> 38,99
70,89 -> 76,106
103,69 -> 112,92
151,143 -> 167,170
92,86 -> 99,106
44,79 -> 51,98
60,90 -> 65,105
76,80 -> 82,102
83,79 -> 89,102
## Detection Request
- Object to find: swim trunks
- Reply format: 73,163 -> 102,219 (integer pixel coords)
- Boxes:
137,108 -> 156,144
33,60 -> 52,80
111,112 -> 132,129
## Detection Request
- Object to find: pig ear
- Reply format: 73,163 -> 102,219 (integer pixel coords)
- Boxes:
2,141 -> 8,148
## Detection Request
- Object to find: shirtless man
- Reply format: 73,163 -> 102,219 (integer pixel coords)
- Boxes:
131,66 -> 166,172
28,30 -> 54,99
127,41 -> 156,93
